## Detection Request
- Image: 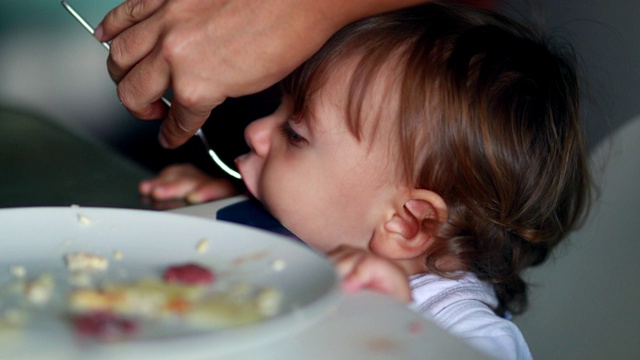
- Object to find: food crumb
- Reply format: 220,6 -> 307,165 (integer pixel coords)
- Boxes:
77,214 -> 91,225
163,263 -> 214,285
195,238 -> 209,253
271,259 -> 286,272
256,287 -> 282,316
233,250 -> 269,265
24,273 -> 54,305
65,252 -> 109,272
9,265 -> 26,278
113,250 -> 124,261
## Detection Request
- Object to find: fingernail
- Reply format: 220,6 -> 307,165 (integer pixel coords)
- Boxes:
94,24 -> 104,40
139,181 -> 151,193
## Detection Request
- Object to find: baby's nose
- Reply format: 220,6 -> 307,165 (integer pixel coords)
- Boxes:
244,116 -> 273,157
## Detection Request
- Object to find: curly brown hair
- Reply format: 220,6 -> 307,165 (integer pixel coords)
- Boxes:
283,1 -> 590,315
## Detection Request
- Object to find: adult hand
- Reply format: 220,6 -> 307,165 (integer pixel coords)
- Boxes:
96,0 -> 341,148
96,0 -> 426,148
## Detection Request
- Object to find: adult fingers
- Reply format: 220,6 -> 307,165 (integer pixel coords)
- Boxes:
115,45 -> 171,121
107,19 -> 161,84
158,101 -> 217,149
96,0 -> 165,41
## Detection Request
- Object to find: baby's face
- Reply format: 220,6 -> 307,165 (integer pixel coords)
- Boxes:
235,73 -> 400,252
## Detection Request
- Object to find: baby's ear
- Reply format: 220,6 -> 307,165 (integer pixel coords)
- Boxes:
372,189 -> 448,260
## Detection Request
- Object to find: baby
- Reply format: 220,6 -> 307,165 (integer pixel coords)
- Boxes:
142,3 -> 590,358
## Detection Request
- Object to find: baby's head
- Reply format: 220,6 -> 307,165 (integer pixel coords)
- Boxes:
236,2 -> 590,315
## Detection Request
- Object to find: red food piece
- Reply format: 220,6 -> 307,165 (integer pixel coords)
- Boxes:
163,263 -> 214,285
73,311 -> 137,340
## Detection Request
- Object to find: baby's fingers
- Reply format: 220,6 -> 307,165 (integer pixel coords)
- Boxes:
342,256 -> 412,302
139,178 -> 157,196
186,179 -> 237,204
152,181 -> 200,200
327,245 -> 367,277
328,246 -> 412,302
138,164 -> 206,200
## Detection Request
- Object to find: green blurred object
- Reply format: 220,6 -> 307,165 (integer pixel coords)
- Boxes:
0,0 -> 120,30
0,106 -> 153,208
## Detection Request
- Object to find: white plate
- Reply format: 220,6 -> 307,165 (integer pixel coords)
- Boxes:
0,207 -> 340,359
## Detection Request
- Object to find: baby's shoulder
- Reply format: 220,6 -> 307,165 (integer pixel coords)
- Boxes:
410,272 -> 498,315
409,272 -> 532,360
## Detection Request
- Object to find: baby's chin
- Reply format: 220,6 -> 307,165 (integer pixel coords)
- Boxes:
271,216 -> 329,253
243,182 -> 260,202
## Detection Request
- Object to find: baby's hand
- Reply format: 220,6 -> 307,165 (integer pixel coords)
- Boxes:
328,245 -> 412,303
139,163 -> 238,204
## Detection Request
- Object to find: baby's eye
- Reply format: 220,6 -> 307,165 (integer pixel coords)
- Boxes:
279,119 -> 307,146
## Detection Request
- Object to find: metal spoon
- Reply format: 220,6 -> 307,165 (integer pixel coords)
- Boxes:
61,0 -> 242,179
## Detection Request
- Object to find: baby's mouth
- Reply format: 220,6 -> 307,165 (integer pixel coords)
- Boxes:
234,153 -> 249,164
234,154 -> 258,200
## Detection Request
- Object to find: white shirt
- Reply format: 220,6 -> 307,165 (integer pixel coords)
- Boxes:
410,272 -> 532,360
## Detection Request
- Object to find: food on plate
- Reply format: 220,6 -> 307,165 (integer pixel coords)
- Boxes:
9,266 -> 26,278
23,273 -> 54,305
68,278 -> 205,317
68,263 -> 282,336
72,311 -> 137,340
1,226 -> 286,342
113,250 -> 124,261
271,259 -> 286,272
163,263 -> 214,285
76,214 -> 92,225
0,308 -> 28,330
195,238 -> 209,253
1,257 -> 283,340
65,252 -> 109,272
187,285 -> 282,327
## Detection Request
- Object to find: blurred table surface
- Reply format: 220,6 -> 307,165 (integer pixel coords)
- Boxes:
0,106 -> 153,208
0,107 -> 486,359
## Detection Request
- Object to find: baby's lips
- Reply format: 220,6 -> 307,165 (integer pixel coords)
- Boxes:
234,153 -> 249,164
234,154 -> 248,178
234,154 -> 259,199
